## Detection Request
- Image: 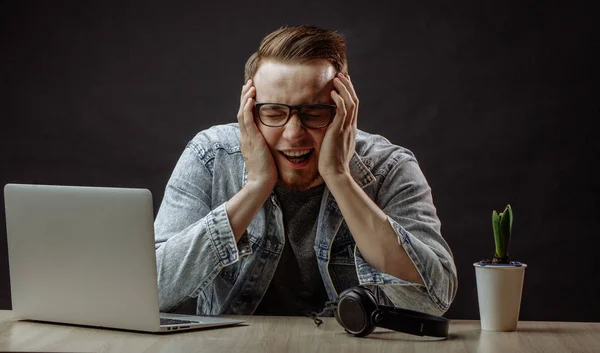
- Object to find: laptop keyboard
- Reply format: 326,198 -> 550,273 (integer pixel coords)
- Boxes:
160,317 -> 201,326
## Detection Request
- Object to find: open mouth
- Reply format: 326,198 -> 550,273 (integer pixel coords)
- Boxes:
280,149 -> 313,164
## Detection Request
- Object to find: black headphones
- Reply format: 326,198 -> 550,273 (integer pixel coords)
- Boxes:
333,286 -> 450,338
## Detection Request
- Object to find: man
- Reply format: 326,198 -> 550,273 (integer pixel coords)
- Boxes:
154,25 -> 457,317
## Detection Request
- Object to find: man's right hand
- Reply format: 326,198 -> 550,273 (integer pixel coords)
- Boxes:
237,79 -> 278,191
226,80 -> 277,242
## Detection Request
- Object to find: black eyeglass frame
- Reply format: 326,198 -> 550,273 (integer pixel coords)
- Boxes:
253,100 -> 337,129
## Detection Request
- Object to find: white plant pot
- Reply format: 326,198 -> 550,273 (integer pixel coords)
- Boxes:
473,262 -> 527,331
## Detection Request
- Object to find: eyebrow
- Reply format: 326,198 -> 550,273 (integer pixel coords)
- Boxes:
257,102 -> 333,107
260,104 -> 288,110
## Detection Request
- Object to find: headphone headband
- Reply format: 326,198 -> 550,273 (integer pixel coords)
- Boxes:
372,305 -> 449,337
334,286 -> 449,338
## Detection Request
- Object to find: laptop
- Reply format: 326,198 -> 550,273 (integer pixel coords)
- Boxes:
3,183 -> 245,333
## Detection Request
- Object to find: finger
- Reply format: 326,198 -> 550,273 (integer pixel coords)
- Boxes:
240,79 -> 252,101
238,86 -> 256,129
238,87 -> 256,135
238,97 -> 252,136
237,79 -> 253,117
330,90 -> 346,130
242,94 -> 259,136
333,78 -> 354,128
333,76 -> 354,104
336,74 -> 359,129
336,73 -> 358,102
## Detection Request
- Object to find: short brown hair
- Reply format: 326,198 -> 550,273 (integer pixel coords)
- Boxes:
244,25 -> 348,82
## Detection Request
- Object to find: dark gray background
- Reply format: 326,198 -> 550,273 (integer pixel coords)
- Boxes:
1,1 -> 598,321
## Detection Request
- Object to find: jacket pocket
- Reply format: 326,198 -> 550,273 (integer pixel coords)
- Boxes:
328,228 -> 359,293
218,261 -> 241,285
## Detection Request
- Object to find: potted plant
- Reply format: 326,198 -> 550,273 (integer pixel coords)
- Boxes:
473,204 -> 527,331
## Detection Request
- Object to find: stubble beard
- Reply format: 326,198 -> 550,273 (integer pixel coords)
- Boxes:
277,167 -> 322,191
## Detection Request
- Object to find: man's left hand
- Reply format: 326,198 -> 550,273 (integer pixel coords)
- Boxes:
319,73 -> 359,181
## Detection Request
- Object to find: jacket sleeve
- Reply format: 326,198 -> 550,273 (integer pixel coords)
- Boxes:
154,141 -> 251,312
354,156 -> 458,316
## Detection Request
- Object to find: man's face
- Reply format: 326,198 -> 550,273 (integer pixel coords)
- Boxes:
253,60 -> 336,190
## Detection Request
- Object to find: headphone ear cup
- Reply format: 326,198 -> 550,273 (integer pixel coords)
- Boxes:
334,287 -> 353,328
335,286 -> 378,337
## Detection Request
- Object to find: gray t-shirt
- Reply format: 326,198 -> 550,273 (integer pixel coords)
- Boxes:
254,182 -> 329,316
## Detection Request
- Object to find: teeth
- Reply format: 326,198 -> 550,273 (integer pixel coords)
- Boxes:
282,149 -> 311,157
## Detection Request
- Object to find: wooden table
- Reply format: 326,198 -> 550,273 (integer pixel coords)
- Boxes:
0,310 -> 598,352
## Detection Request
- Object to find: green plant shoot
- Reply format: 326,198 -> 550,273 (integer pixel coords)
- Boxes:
492,204 -> 512,263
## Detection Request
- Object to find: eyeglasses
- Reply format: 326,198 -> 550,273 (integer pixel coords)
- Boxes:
253,100 -> 336,129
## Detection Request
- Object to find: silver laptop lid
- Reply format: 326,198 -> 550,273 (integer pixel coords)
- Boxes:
4,184 -> 162,332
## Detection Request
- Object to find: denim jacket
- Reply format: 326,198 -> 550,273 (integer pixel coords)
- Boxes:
154,123 -> 457,316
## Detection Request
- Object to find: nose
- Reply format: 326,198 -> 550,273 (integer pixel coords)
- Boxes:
282,111 -> 307,140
